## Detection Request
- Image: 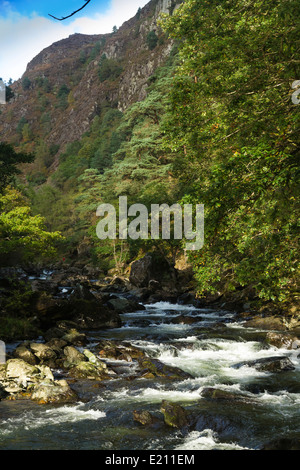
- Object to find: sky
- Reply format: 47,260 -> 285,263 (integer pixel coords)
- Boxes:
0,0 -> 150,82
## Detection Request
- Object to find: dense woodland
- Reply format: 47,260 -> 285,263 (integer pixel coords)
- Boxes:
0,0 -> 299,315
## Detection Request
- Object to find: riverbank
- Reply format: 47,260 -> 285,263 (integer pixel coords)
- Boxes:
0,295 -> 299,450
0,255 -> 299,345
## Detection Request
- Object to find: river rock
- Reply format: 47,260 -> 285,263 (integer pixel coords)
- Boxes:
177,292 -> 197,305
32,292 -> 122,330
83,349 -> 108,370
160,400 -> 189,428
107,297 -> 145,314
31,379 -> 77,404
43,327 -> 66,341
232,356 -> 295,372
138,358 -> 193,380
98,340 -> 145,362
243,316 -> 287,331
61,329 -> 87,346
194,413 -> 238,437
72,301 -> 122,329
3,359 -> 55,395
68,361 -> 108,380
0,383 -> 9,400
30,343 -> 57,362
261,438 -> 300,450
5,359 -> 40,383
265,332 -> 300,350
45,338 -> 68,354
14,344 -> 37,365
201,387 -> 255,403
63,346 -> 86,367
133,410 -> 157,426
129,253 -> 177,290
129,254 -> 154,287
170,315 -> 202,325
69,284 -> 97,301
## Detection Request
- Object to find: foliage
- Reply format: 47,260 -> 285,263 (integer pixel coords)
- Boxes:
98,56 -> 123,83
161,0 -> 300,302
56,83 -> 70,109
146,30 -> 159,50
0,186 -> 63,263
22,76 -> 31,90
0,142 -> 34,192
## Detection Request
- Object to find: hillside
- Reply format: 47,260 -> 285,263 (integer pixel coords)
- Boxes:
0,0 -> 180,167
0,0 -> 298,318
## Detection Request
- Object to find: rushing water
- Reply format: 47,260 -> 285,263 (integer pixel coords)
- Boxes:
0,301 -> 299,450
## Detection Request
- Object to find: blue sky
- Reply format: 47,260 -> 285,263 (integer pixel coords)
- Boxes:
5,1 -> 110,20
0,0 -> 149,81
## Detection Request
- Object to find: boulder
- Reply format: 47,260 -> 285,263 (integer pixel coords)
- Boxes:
63,346 -> 86,367
138,358 -> 193,380
68,361 -> 109,380
194,413 -> 237,437
177,292 -> 197,305
4,359 -> 54,391
83,349 -> 108,370
107,297 -> 145,314
61,329 -> 87,346
260,438 -> 300,450
14,344 -> 37,365
69,284 -> 97,301
32,292 -> 122,330
129,253 -> 177,289
160,400 -> 189,428
71,300 -> 122,329
43,327 -> 66,341
45,338 -> 68,354
0,383 -> 9,400
243,316 -> 287,331
133,410 -> 157,426
201,387 -> 255,403
170,315 -> 202,325
129,254 -> 154,288
98,340 -> 145,361
31,379 -> 77,404
266,332 -> 300,350
148,279 -> 160,292
30,343 -> 57,362
232,356 -> 295,373
5,359 -> 40,383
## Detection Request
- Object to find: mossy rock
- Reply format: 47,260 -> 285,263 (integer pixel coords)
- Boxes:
68,361 -> 108,380
138,358 -> 192,380
160,400 -> 189,428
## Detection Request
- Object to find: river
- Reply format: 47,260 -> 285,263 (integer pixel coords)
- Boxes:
0,300 -> 299,450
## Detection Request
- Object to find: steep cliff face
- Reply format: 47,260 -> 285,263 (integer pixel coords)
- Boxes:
0,0 -> 182,158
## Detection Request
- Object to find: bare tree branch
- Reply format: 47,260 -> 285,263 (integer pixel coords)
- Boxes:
49,0 -> 92,21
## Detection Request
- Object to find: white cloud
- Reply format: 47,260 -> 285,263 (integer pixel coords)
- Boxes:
0,0 -> 149,82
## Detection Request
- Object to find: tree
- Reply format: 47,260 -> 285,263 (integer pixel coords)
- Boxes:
146,31 -> 159,50
0,187 -> 63,263
56,83 -> 70,109
98,57 -> 123,83
22,76 -> 31,91
6,86 -> 14,102
0,143 -> 34,192
161,0 -> 300,302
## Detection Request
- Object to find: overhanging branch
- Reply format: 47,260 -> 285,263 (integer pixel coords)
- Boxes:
49,0 -> 92,21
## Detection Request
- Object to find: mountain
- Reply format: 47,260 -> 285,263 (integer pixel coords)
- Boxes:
0,0 -> 181,166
